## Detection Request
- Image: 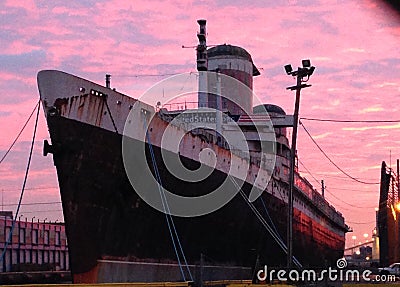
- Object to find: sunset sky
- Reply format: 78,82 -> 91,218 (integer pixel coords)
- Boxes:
0,0 -> 399,249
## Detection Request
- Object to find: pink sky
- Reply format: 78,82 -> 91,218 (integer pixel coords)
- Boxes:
0,0 -> 399,249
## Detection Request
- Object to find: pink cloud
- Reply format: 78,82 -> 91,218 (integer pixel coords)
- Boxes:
0,0 -> 399,246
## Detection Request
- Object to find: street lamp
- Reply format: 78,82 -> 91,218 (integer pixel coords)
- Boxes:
284,59 -> 315,268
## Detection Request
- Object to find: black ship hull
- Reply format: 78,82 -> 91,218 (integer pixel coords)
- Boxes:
46,113 -> 344,283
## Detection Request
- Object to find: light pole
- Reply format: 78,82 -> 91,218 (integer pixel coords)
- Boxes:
284,60 -> 315,269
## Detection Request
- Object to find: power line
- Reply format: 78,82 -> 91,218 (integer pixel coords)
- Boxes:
113,72 -> 191,78
298,170 -> 379,182
297,158 -> 376,231
17,209 -> 63,214
1,100 -> 40,263
321,174 -> 377,181
325,186 -> 375,192
0,186 -> 58,192
297,172 -> 377,191
2,201 -> 61,207
345,220 -> 375,225
300,122 -> 380,185
298,159 -> 322,188
0,101 -> 39,165
301,117 -> 400,123
298,159 -> 377,209
324,188 -> 377,209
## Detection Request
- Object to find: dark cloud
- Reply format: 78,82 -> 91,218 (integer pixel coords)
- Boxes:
0,79 -> 37,105
35,1 -> 99,10
212,0 -> 317,8
280,10 -> 339,35
0,50 -> 47,73
0,111 -> 12,117
347,58 -> 400,77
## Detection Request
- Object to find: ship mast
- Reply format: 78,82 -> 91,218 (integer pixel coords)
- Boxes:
196,19 -> 208,108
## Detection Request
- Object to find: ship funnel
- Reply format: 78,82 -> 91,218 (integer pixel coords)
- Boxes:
106,74 -> 111,88
196,19 -> 207,71
197,19 -> 208,108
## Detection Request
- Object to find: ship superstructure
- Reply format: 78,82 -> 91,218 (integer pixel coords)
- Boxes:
37,20 -> 347,283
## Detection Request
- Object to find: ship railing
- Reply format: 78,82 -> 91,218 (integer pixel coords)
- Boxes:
295,173 -> 345,226
160,101 -> 198,111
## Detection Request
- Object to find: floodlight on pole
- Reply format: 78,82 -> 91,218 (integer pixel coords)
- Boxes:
302,59 -> 311,68
284,64 -> 293,75
285,60 -> 315,269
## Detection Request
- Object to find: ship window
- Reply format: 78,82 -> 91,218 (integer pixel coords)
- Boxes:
25,250 -> 31,263
20,250 -> 25,263
19,228 -> 25,244
262,141 -> 276,154
55,231 -> 61,246
44,230 -> 49,245
5,227 -> 12,243
55,251 -> 60,264
32,229 -> 38,244
32,250 -> 37,263
44,250 -> 49,263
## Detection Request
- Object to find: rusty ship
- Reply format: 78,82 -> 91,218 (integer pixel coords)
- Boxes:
37,20 -> 348,283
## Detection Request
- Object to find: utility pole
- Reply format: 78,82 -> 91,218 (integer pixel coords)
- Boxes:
284,60 -> 315,269
321,180 -> 325,198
